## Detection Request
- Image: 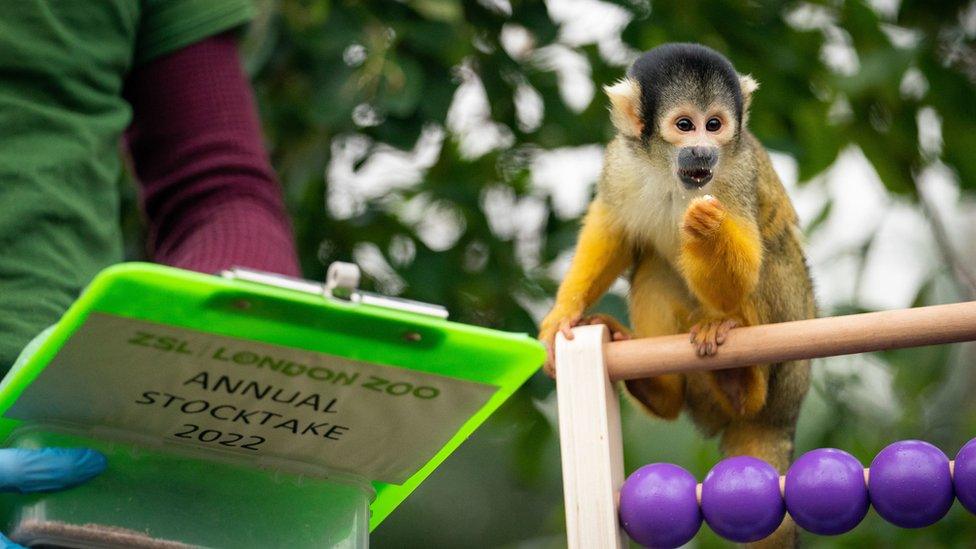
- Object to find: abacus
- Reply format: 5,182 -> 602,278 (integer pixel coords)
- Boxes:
554,302 -> 976,548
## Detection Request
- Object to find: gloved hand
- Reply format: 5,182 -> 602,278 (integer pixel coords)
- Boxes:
0,448 -> 107,548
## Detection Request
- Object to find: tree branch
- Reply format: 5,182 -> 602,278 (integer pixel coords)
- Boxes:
917,183 -> 976,301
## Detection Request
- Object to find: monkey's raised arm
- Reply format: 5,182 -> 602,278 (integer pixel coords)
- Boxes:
538,199 -> 632,372
678,196 -> 762,321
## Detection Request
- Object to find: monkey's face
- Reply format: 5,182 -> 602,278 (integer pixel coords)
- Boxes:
657,102 -> 737,189
604,44 -> 759,191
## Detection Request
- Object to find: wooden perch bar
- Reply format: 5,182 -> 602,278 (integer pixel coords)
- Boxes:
556,301 -> 976,548
605,301 -> 976,381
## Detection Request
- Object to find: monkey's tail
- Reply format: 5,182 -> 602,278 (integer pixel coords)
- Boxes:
720,421 -> 799,549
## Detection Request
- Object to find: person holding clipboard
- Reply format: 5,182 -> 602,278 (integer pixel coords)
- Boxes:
0,2 -> 299,542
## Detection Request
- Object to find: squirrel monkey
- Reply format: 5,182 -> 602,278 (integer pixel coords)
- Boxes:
539,44 -> 816,547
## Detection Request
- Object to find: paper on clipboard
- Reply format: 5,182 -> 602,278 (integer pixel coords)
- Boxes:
6,313 -> 499,484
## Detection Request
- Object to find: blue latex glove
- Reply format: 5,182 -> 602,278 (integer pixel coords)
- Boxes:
0,448 -> 107,548
2,333 -> 108,547
0,448 -> 106,493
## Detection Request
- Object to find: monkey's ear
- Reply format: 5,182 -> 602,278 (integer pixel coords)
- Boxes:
739,74 -> 759,116
604,78 -> 644,137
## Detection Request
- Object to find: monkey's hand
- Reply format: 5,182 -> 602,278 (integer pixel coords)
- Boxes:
681,195 -> 726,239
579,313 -> 632,342
538,307 -> 584,378
689,317 -> 738,357
538,311 -> 632,377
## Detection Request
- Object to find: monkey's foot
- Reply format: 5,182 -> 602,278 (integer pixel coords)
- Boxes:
708,366 -> 768,418
682,195 -> 726,239
580,313 -> 632,341
689,318 -> 738,357
625,374 -> 685,420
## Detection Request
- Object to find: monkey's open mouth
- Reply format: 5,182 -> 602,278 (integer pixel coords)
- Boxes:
678,168 -> 713,188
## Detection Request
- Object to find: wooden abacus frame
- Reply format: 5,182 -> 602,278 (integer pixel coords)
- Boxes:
554,301 -> 976,548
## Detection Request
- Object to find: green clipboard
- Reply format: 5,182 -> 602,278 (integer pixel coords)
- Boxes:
0,262 -> 544,534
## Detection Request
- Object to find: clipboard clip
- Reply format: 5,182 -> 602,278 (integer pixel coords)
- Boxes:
220,263 -> 449,320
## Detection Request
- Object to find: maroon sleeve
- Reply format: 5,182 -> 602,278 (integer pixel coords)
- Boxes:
123,32 -> 300,277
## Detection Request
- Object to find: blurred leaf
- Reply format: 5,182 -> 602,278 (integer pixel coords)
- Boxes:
409,0 -> 462,23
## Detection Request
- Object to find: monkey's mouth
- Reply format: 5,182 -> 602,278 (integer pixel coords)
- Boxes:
678,168 -> 713,189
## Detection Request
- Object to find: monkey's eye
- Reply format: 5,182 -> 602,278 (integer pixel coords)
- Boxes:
706,118 -> 722,132
676,118 -> 694,132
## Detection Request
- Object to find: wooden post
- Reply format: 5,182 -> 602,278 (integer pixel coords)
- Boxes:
555,324 -> 626,549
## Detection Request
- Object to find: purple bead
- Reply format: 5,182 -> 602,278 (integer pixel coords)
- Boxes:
869,440 -> 954,528
619,463 -> 702,548
953,438 -> 976,514
784,448 -> 869,535
701,456 -> 784,543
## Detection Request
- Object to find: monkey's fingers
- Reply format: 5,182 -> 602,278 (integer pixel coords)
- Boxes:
690,319 -> 734,357
612,331 -> 630,341
542,347 -> 556,378
714,318 -> 739,345
580,313 -> 632,341
536,326 -> 557,378
691,323 -> 715,356
558,319 -> 577,340
682,197 -> 726,239
702,324 -> 718,356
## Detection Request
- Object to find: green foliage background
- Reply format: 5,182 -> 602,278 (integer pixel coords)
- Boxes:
203,0 -> 976,546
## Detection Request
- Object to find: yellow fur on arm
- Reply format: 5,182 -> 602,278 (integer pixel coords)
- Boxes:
549,200 -> 632,319
679,212 -> 762,316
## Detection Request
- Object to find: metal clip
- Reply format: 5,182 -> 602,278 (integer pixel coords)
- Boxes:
221,263 -> 449,320
220,268 -> 324,296
325,262 -> 449,319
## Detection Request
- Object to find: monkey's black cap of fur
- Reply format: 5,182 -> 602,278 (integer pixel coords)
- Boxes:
628,43 -> 743,137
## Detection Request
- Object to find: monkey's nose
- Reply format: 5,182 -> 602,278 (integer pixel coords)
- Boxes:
682,146 -> 718,169
677,146 -> 718,189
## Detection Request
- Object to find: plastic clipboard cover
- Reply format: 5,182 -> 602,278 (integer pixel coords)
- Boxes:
0,262 -> 544,530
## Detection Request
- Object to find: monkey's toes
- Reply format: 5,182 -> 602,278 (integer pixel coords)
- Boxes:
689,319 -> 738,357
